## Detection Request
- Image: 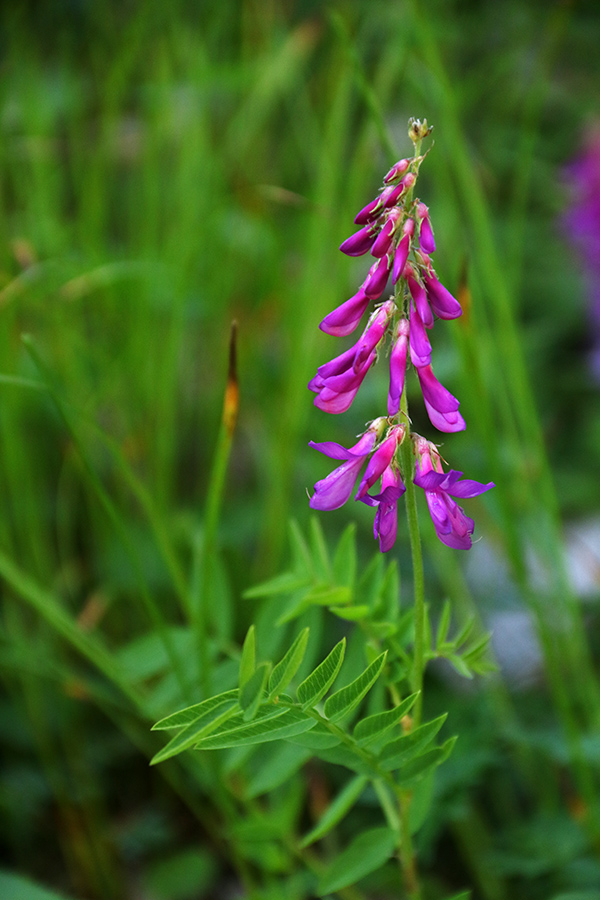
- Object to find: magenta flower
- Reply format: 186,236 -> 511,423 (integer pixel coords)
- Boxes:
309,302 -> 394,413
384,158 -> 410,184
319,288 -> 371,337
422,271 -> 462,319
339,224 -> 377,257
406,265 -> 434,328
388,318 -> 409,416
361,465 -> 406,552
417,203 -> 436,253
354,197 -> 383,225
408,300 -> 432,368
392,219 -> 415,284
371,209 -> 400,258
415,364 -> 466,433
355,425 -> 405,501
413,441 -> 494,549
364,255 -> 392,299
308,426 -> 381,511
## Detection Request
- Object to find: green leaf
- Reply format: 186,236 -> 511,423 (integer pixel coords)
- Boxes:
151,700 -> 240,764
332,523 -> 356,589
288,520 -> 313,574
317,827 -> 397,894
445,892 -> 471,900
436,600 -> 452,649
296,638 -> 346,708
448,654 -> 473,679
243,571 -> 311,599
379,714 -> 448,771
329,604 -> 370,621
287,725 -> 341,749
194,707 -> 317,749
302,584 -> 352,608
309,517 -> 331,580
356,553 -> 384,609
268,628 -> 309,697
316,744 -> 374,776
300,775 -> 368,847
239,663 -> 270,721
152,689 -> 239,730
353,692 -> 419,746
396,736 -> 457,785
324,651 -> 387,722
378,559 -> 400,620
239,625 -> 256,689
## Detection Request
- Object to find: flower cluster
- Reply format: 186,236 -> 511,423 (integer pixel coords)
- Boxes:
308,119 -> 493,551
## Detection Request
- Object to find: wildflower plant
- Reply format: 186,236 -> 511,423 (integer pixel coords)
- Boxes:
151,120 -> 495,900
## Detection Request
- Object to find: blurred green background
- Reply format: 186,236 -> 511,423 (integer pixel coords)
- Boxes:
1,1 -> 600,898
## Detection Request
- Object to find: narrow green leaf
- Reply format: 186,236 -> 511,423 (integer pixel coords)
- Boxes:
356,553 -> 384,609
302,584 -> 352,607
287,726 -> 341,749
445,892 -> 471,900
150,701 -> 240,765
300,775 -> 368,847
454,616 -> 476,648
378,559 -> 400,620
396,736 -> 457,785
239,625 -> 256,689
448,654 -> 473,679
289,520 -> 313,574
436,600 -> 452,649
324,651 -> 387,722
332,523 -> 356,589
309,517 -> 331,580
242,571 -> 311,599
317,827 -> 397,894
194,707 -> 316,749
353,692 -> 419,746
329,604 -> 370,621
379,714 -> 448,771
152,690 -> 239,730
268,628 -> 309,697
462,632 -> 493,663
239,662 -> 270,720
296,638 -> 346,708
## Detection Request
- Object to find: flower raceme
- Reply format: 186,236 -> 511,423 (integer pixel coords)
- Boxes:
308,118 -> 493,551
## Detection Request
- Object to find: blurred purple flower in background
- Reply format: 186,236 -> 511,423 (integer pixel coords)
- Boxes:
563,127 -> 600,381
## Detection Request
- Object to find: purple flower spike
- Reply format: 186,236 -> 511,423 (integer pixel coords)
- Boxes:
416,364 -> 466,433
388,318 -> 409,416
354,197 -> 382,225
413,442 -> 494,549
355,425 -> 404,501
417,203 -> 436,253
309,427 -> 380,511
423,273 -> 462,319
409,300 -> 432,368
339,225 -> 376,257
364,255 -> 391,299
319,288 -> 371,337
